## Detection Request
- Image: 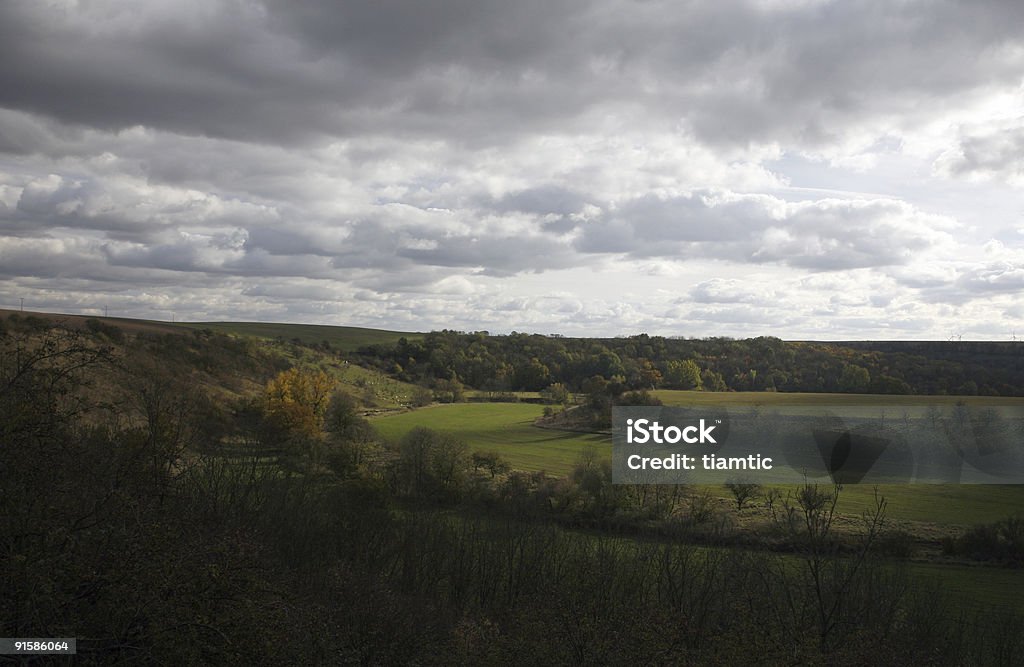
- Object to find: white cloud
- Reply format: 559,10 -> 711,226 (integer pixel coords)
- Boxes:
2,0 -> 1024,338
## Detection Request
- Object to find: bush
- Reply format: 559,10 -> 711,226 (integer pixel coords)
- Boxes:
84,317 -> 125,343
944,515 -> 1024,563
874,529 -> 917,558
411,385 -> 434,407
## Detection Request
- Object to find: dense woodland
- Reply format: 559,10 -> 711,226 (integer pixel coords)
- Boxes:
357,330 -> 1024,397
3,313 -> 1023,665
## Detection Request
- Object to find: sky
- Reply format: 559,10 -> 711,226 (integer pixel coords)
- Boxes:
1,0 -> 1023,340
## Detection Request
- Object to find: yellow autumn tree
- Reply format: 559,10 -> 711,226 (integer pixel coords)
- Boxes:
263,368 -> 335,440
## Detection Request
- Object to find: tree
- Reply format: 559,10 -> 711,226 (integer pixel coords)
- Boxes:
838,364 -> 870,393
124,353 -> 205,501
616,390 -> 662,406
433,377 -> 465,403
472,451 -> 511,478
515,357 -> 552,391
264,367 -> 335,440
768,483 -> 889,652
582,375 -> 610,411
955,380 -> 979,396
570,446 -> 618,518
700,368 -> 728,392
725,478 -> 762,511
869,374 -> 911,395
410,385 -> 433,407
633,359 -> 663,389
664,359 -> 702,390
394,427 -> 470,501
540,382 -> 571,406
324,390 -> 378,476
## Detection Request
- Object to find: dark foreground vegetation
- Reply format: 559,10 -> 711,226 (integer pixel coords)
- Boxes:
2,314 -> 1023,665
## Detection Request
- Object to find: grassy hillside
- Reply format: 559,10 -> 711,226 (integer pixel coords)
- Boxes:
181,320 -> 423,352
274,341 -> 421,409
0,308 -> 183,336
0,309 -> 421,410
0,309 -> 424,353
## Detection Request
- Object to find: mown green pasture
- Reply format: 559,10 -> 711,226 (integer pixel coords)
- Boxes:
372,403 -> 605,473
818,484 -> 1024,526
653,389 -> 1024,414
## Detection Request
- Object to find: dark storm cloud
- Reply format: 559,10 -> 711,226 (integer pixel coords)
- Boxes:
0,171 -> 274,244
264,0 -> 583,74
2,0 -> 1021,149
941,126 -> 1024,184
245,227 -> 338,258
490,185 -> 589,217
574,192 -> 951,269
397,233 -> 579,276
0,1 -> 351,144
0,108 -> 87,156
103,239 -> 211,273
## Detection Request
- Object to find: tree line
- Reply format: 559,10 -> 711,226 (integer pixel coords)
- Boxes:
356,331 -> 1024,397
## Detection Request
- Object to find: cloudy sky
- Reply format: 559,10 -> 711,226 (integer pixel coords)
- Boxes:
2,0 -> 1023,339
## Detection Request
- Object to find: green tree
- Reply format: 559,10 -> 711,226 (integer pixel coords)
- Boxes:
700,368 -> 728,392
725,478 -> 762,511
515,357 -> 552,391
838,364 -> 870,393
394,427 -> 469,501
869,374 -> 911,395
433,377 -> 465,403
664,359 -> 702,389
472,450 -> 511,478
540,382 -> 571,406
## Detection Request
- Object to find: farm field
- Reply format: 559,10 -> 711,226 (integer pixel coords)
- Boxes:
372,403 -> 607,473
371,398 -> 1024,527
653,389 -> 1024,408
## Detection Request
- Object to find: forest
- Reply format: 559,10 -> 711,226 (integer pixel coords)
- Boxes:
356,330 -> 1024,397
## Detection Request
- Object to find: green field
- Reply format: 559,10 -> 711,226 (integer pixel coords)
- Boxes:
181,321 -> 423,352
654,389 -> 1024,410
372,397 -> 1024,527
372,403 -> 606,473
